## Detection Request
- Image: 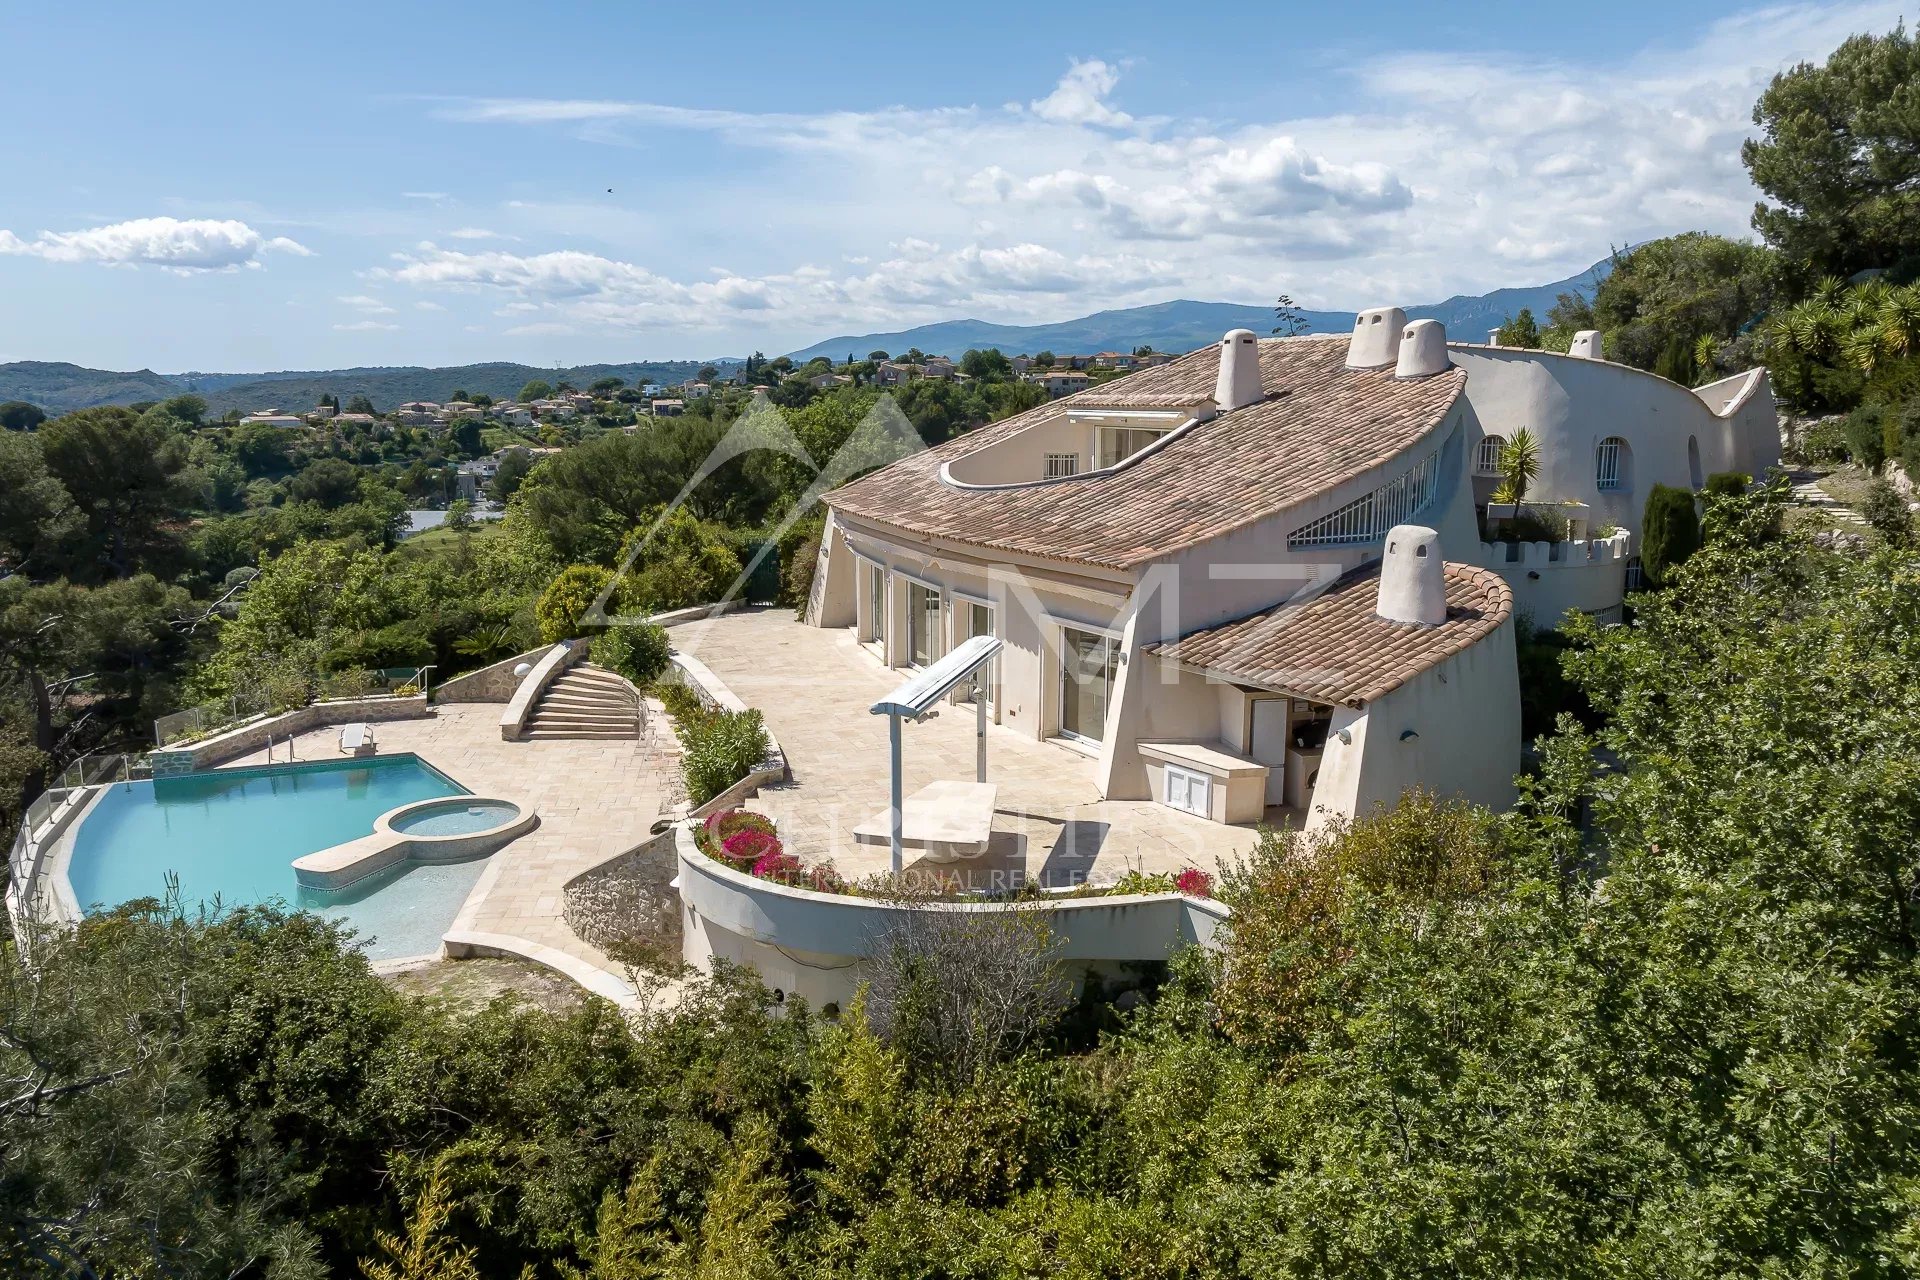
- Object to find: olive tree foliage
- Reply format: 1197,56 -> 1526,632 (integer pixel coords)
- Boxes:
862,903 -> 1070,1085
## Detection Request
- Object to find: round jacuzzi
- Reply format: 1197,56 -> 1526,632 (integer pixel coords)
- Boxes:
391,798 -> 522,836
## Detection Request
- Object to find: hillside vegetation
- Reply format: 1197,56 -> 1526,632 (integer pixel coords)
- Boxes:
0,359 -> 711,417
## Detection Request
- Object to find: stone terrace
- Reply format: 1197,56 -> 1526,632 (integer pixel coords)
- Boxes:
670,607 -> 1268,888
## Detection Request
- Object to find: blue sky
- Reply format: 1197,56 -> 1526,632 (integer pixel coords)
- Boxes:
0,1 -> 1904,372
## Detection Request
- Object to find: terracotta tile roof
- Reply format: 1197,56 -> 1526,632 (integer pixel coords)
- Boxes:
1146,561 -> 1512,707
824,335 -> 1465,569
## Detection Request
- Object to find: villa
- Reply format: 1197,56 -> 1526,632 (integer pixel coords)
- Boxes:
807,315 -> 1778,832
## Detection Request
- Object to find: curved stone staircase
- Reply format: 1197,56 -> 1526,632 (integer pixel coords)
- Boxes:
524,663 -> 641,740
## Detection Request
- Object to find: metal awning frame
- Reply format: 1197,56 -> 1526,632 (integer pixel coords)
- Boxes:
868,634 -> 1004,872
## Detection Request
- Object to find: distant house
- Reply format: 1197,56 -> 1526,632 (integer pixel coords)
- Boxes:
332,412 -> 378,428
239,411 -> 305,429
651,399 -> 686,417
494,406 -> 534,428
1060,354 -> 1096,370
1093,351 -> 1138,371
1141,351 -> 1176,367
684,381 -> 712,398
640,382 -> 666,396
875,362 -> 910,388
309,403 -> 336,420
808,373 -> 853,390
1010,356 -> 1031,376
1034,370 -> 1091,398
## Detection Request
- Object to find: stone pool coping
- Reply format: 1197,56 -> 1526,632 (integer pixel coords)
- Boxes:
292,792 -> 539,892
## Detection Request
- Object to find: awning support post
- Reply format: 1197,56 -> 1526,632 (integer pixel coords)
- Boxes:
975,675 -> 987,784
888,712 -> 904,874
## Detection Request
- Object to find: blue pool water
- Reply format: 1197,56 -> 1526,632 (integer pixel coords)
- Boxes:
392,798 -> 520,836
67,755 -> 485,959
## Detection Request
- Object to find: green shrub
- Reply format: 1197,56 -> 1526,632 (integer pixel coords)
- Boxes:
1842,404 -> 1888,469
326,617 -> 433,671
677,706 -> 771,807
535,564 -> 614,643
1702,471 -> 1749,501
652,678 -> 705,724
613,507 -> 743,614
1799,416 -> 1850,463
1861,476 -> 1915,546
782,530 -> 822,614
592,622 -> 672,685
1640,484 -> 1701,586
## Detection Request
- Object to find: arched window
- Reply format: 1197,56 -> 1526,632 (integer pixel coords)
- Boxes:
1595,436 -> 1630,491
1475,433 -> 1507,476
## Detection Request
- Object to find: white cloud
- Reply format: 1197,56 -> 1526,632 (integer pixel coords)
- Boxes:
0,216 -> 310,272
337,293 -> 395,314
333,319 -> 400,331
414,300 -> 445,311
406,1 -> 1904,334
446,226 -> 510,240
1027,59 -> 1132,128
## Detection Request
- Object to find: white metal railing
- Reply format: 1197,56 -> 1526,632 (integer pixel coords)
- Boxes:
1288,450 -> 1440,549
7,753 -> 151,917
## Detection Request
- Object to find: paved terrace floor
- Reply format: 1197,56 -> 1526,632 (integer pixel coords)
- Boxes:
671,608 -> 1276,889
221,706 -> 663,984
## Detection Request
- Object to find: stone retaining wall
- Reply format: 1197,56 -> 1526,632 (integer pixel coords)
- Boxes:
151,695 -> 435,774
435,649 -> 547,703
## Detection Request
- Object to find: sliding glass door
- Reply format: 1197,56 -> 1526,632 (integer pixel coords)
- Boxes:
958,600 -> 995,711
1059,627 -> 1118,744
906,581 -> 941,668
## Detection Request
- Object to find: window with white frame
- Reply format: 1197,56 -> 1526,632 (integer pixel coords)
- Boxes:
1288,450 -> 1440,549
1596,436 -> 1629,490
862,563 -> 886,645
1044,452 -> 1080,479
1058,626 -> 1119,744
1475,433 -> 1507,476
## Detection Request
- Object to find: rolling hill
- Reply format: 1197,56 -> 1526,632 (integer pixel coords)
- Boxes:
0,360 -> 716,418
784,259 -> 1612,363
0,361 -> 182,414
2,259 -> 1612,417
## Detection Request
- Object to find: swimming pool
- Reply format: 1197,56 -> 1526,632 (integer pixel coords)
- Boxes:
64,755 -> 486,959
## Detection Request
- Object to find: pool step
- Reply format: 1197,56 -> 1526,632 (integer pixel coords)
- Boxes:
524,663 -> 640,740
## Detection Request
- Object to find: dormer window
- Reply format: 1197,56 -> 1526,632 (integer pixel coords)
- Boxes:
1096,425 -> 1171,469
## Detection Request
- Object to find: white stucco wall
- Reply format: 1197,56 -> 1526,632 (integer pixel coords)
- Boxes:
1475,531 -> 1632,629
1305,611 -> 1521,831
1450,346 -> 1779,538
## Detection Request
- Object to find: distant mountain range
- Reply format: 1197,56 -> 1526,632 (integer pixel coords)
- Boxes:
1,259 -> 1611,417
784,259 -> 1612,363
0,359 -> 714,418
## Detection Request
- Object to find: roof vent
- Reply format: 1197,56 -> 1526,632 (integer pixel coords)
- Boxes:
1569,330 -> 1603,360
1346,306 -> 1406,369
1394,319 -> 1449,379
1213,329 -> 1263,411
1486,329 -> 1503,347
1376,525 -> 1446,626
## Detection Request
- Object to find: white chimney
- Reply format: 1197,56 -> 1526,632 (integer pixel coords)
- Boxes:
1376,525 -> 1447,626
1394,319 -> 1450,379
1346,306 -> 1406,370
1487,329 -> 1503,347
1213,328 -> 1263,411
1569,330 -> 1603,360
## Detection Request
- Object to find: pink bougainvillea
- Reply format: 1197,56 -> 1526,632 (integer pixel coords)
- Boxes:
721,828 -> 781,869
1174,867 -> 1214,898
751,851 -> 803,883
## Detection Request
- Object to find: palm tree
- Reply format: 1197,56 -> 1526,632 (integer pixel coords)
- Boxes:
1491,427 -> 1540,505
